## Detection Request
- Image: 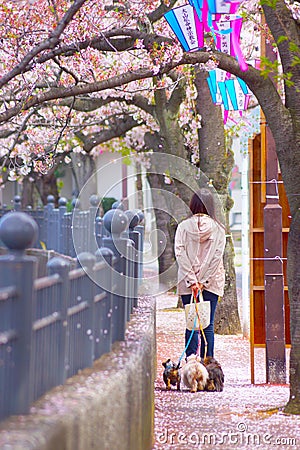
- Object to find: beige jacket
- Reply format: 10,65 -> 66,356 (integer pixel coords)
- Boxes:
174,214 -> 226,297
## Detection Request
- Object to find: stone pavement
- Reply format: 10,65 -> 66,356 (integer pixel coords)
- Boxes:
152,292 -> 300,450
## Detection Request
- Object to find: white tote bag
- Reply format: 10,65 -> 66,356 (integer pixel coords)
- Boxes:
185,291 -> 211,331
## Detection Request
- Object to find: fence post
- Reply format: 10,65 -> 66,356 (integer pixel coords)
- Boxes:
58,197 -> 67,254
89,194 -> 100,254
72,198 -> 82,257
76,252 -> 96,368
13,195 -> 21,211
95,247 -> 115,347
0,212 -> 38,416
125,211 -> 140,308
47,256 -> 70,385
102,208 -> 130,342
44,195 -> 55,250
95,216 -> 104,248
134,210 -> 145,280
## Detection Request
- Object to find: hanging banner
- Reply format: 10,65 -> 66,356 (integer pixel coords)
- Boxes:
198,0 -> 241,31
207,0 -> 242,13
164,4 -> 204,52
212,14 -> 248,71
207,69 -> 227,104
189,0 -> 204,21
207,70 -> 251,111
220,78 -> 251,110
206,0 -> 232,14
165,0 -> 248,70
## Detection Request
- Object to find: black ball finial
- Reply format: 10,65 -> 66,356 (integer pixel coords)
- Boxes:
125,210 -> 140,229
47,195 -> 55,204
111,201 -> 124,210
77,252 -> 96,270
0,212 -> 38,251
58,197 -> 67,207
103,209 -> 128,235
90,194 -> 100,207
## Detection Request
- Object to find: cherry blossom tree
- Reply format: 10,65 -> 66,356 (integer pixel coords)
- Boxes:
1,0 -> 300,413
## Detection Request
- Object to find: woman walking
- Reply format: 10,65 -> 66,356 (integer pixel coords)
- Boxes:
174,188 -> 226,359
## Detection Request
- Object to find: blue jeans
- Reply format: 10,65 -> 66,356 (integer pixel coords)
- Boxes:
181,290 -> 218,359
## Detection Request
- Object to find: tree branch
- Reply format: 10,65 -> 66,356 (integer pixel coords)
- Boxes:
167,73 -> 187,116
59,93 -> 155,116
9,30 -> 173,76
0,49 -> 289,137
77,114 -> 143,152
147,0 -> 178,23
0,0 -> 88,89
0,65 -> 169,123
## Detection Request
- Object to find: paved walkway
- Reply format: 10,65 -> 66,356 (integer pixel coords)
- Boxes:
153,292 -> 300,450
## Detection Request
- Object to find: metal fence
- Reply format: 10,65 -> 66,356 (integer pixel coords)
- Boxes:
0,195 -> 103,256
0,197 -> 144,421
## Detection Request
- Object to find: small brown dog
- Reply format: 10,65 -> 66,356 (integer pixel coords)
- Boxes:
182,355 -> 209,393
162,359 -> 181,390
203,356 -> 224,392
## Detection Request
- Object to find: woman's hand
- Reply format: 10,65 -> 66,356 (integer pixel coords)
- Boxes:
191,284 -> 198,299
198,282 -> 204,291
191,282 -> 203,291
191,282 -> 203,298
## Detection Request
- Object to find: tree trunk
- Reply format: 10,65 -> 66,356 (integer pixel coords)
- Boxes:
146,171 -> 176,275
144,74 -> 241,335
71,153 -> 97,209
284,198 -> 300,414
34,171 -> 59,205
21,176 -> 35,208
195,69 -> 241,334
135,162 -> 144,211
144,134 -> 191,279
259,3 -> 300,413
144,128 -> 191,280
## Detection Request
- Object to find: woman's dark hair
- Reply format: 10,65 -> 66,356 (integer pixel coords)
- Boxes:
189,188 -> 216,219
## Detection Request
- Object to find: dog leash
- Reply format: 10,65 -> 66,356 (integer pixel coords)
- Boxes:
177,290 -> 208,367
194,298 -> 208,360
177,318 -> 197,368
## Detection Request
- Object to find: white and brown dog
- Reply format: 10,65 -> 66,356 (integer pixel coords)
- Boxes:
182,354 -> 209,393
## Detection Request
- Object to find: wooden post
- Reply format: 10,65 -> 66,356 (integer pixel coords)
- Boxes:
260,13 -> 286,384
263,126 -> 286,383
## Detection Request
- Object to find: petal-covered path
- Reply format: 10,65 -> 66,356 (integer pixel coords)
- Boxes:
153,292 -> 300,450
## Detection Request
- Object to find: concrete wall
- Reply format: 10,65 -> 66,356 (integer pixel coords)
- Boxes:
0,296 -> 156,450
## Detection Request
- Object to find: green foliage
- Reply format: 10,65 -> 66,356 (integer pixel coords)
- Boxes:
277,35 -> 288,45
260,0 -> 278,7
54,167 -> 66,179
291,56 -> 300,67
100,197 -> 117,214
56,179 -> 64,194
259,56 -> 280,78
289,42 -> 300,69
105,139 -> 133,165
122,155 -> 132,165
289,41 -> 300,52
260,32 -> 300,88
66,199 -> 74,213
284,72 -> 294,88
